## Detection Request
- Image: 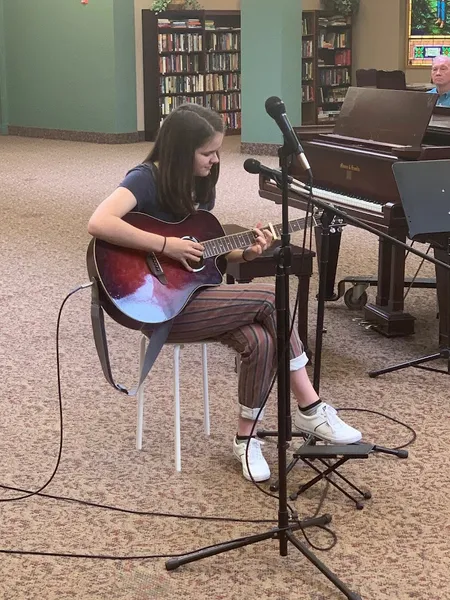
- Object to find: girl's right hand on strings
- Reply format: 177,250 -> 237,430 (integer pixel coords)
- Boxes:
163,237 -> 204,271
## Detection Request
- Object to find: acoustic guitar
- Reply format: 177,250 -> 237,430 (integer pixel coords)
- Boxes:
86,210 -> 310,329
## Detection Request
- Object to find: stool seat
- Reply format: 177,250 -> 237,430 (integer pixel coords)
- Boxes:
224,224 -> 315,351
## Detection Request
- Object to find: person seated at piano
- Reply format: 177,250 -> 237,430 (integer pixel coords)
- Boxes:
429,55 -> 450,106
87,103 -> 362,483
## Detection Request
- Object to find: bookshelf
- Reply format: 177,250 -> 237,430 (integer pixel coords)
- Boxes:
142,10 -> 241,141
301,11 -> 352,125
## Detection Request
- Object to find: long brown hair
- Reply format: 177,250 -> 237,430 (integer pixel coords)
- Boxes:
144,104 -> 225,217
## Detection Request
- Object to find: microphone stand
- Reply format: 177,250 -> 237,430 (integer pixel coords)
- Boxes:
165,141 -> 363,600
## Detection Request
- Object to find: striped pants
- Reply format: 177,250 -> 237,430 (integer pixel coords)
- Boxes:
165,283 -> 307,420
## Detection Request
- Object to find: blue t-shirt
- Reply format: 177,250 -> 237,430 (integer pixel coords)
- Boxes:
428,87 -> 450,107
119,163 -> 215,223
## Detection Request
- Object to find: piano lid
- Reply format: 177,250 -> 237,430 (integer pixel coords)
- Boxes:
329,87 -> 438,147
429,105 -> 450,130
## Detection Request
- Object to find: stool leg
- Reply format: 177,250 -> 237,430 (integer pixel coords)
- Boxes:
136,335 -> 146,451
201,343 -> 210,436
174,344 -> 182,472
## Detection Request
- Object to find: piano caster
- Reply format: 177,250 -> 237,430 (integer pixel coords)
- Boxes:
335,278 -> 374,310
344,286 -> 368,310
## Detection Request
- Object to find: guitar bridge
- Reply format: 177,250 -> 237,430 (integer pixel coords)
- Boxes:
147,253 -> 167,285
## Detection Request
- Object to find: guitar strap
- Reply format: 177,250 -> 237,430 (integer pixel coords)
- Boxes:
90,278 -> 173,396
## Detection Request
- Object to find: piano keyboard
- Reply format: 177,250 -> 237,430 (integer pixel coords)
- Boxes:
290,179 -> 384,214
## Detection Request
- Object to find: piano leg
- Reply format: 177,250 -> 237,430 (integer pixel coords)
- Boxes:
314,224 -> 342,300
364,234 -> 416,337
433,245 -> 450,348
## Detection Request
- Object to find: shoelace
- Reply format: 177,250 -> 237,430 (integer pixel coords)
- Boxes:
247,438 -> 264,462
322,404 -> 341,429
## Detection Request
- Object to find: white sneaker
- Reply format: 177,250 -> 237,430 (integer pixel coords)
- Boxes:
233,436 -> 271,482
293,403 -> 362,444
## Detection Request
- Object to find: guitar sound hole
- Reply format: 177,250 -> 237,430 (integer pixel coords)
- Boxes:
182,235 -> 205,272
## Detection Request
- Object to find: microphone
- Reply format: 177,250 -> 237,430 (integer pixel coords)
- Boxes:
265,96 -> 312,176
243,158 -> 292,185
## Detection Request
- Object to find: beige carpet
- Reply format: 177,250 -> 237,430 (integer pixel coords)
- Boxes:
0,134 -> 449,600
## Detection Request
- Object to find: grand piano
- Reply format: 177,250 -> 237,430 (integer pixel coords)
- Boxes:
259,87 -> 450,338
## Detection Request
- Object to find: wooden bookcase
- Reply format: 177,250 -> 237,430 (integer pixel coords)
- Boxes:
301,10 -> 352,125
142,9 -> 241,141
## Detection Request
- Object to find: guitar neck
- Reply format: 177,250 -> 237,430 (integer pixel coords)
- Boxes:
203,216 -> 311,259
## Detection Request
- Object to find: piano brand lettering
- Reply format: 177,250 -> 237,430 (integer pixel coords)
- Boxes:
340,163 -> 360,172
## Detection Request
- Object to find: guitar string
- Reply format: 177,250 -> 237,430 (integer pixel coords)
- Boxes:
203,216 -> 310,258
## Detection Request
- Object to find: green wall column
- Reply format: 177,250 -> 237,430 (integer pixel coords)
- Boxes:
241,0 -> 303,144
3,0 -> 136,134
0,0 -> 8,134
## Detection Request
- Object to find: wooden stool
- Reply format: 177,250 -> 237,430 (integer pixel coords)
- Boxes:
223,224 -> 315,352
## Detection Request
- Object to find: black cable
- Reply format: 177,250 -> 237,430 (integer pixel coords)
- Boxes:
336,407 -> 417,450
0,523 -> 320,560
0,283 -> 92,503
0,278 -> 416,561
298,524 -> 337,552
0,281 -> 334,559
0,483 -> 277,524
403,241 -> 432,301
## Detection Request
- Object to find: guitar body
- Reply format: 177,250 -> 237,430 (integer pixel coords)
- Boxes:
87,211 -> 227,329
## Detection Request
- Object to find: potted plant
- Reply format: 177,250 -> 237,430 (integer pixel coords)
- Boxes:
151,0 -> 202,12
322,0 -> 360,15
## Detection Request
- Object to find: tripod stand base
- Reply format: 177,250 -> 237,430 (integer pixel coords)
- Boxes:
369,348 -> 450,377
166,515 -> 362,600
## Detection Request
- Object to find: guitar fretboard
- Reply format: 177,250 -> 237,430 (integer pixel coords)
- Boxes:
203,216 -> 311,259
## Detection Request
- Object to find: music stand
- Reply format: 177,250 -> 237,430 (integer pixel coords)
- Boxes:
369,159 -> 450,378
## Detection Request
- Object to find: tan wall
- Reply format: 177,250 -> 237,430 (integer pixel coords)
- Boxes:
134,0 -> 432,130
352,0 -> 429,83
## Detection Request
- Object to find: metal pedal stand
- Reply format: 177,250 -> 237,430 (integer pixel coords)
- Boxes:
266,435 -> 408,510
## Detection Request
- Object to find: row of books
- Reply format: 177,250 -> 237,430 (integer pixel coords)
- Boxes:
159,54 -> 201,74
205,92 -> 240,111
205,20 -> 240,31
160,95 -> 203,117
221,111 -> 241,130
302,40 -> 314,58
333,49 -> 351,66
319,31 -> 350,49
206,53 -> 240,71
159,97 -> 241,129
206,32 -> 240,51
159,58 -> 240,74
317,108 -> 341,121
157,33 -> 240,53
302,17 -> 313,35
158,33 -> 203,53
302,85 -> 314,102
205,72 -> 240,92
318,16 -> 350,27
159,74 -> 240,94
160,75 -> 204,94
318,86 -> 349,104
318,67 -> 351,86
158,18 -> 201,29
302,61 -> 313,79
